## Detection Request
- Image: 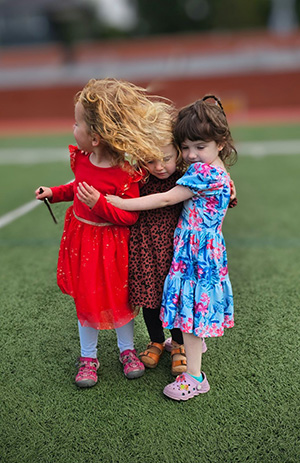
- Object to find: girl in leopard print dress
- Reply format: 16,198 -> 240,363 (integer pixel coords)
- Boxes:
129,144 -> 195,376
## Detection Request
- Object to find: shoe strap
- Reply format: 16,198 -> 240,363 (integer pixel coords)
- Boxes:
171,345 -> 186,357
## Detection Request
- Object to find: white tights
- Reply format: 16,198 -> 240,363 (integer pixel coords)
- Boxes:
78,319 -> 134,358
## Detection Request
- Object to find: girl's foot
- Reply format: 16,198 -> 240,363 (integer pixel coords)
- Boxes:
171,343 -> 187,376
75,357 -> 100,388
164,337 -> 207,354
139,342 -> 164,368
163,372 -> 210,401
119,349 -> 145,379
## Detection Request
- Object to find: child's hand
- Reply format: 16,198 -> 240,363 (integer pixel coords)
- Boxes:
35,186 -> 53,200
230,179 -> 236,200
106,195 -> 125,209
77,182 -> 100,208
229,179 -> 238,208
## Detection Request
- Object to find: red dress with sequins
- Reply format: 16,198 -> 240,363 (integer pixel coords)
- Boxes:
50,146 -> 141,330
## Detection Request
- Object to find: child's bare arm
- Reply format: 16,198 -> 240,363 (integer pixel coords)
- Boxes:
106,185 -> 193,211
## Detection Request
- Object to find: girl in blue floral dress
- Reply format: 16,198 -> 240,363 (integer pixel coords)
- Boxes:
106,95 -> 237,401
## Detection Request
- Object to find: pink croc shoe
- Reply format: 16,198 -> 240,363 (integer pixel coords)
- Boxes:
164,337 -> 207,354
75,357 -> 100,388
163,372 -> 210,401
119,349 -> 145,379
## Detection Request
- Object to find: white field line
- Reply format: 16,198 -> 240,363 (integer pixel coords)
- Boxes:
0,179 -> 74,229
0,140 -> 300,164
0,200 -> 41,229
237,139 -> 300,157
0,148 -> 67,164
0,140 -> 299,229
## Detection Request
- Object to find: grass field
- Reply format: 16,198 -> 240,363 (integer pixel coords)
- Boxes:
0,125 -> 299,463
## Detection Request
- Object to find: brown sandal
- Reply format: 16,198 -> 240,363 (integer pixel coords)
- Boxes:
171,344 -> 187,376
139,342 -> 164,368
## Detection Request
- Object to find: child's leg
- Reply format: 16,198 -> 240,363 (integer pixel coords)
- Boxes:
115,319 -> 134,352
78,320 -> 99,358
163,333 -> 210,400
142,307 -> 165,343
182,332 -> 202,377
168,328 -> 187,376
165,330 -> 207,354
76,321 -> 100,388
116,319 -> 145,379
170,328 -> 183,345
139,308 -> 165,368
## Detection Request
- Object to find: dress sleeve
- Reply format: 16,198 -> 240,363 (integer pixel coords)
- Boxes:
68,145 -> 78,173
176,162 -> 225,197
91,174 -> 141,226
49,145 -> 80,203
50,181 -> 74,203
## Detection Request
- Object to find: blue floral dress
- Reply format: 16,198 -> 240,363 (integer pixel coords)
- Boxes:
160,162 -> 234,338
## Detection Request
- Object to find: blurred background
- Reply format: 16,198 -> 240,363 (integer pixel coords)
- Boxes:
0,0 -> 300,133
1,5 -> 300,462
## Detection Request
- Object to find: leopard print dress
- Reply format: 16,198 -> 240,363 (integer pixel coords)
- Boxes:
129,172 -> 182,309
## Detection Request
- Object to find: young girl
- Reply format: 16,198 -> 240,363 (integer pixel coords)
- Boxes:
129,143 -> 208,376
35,78 -> 174,388
107,95 -> 237,400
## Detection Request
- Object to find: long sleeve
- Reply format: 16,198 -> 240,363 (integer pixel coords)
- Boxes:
53,146 -> 141,225
50,182 -> 74,203
92,182 -> 140,226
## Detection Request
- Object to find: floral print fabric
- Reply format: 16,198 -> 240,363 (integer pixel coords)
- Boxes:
160,162 -> 234,338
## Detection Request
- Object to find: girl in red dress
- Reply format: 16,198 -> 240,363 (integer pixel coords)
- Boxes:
35,78 -> 174,388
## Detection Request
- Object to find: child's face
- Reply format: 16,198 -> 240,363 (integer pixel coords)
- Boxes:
181,139 -> 223,165
147,144 -> 178,179
73,102 -> 93,152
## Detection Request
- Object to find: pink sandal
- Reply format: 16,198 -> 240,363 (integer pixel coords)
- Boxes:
164,337 -> 207,354
75,357 -> 100,388
163,372 -> 210,401
119,349 -> 145,379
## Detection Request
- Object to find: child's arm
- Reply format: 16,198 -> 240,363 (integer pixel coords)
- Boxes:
50,182 -> 75,203
230,179 -> 236,201
106,185 -> 194,211
36,182 -> 75,203
229,178 -> 238,208
77,181 -> 140,225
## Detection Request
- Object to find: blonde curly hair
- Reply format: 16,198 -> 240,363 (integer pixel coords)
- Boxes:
75,78 -> 175,167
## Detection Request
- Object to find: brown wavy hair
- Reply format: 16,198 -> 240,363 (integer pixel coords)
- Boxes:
75,78 -> 175,167
173,95 -> 237,167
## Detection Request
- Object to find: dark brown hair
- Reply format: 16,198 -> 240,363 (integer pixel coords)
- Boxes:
173,95 -> 237,167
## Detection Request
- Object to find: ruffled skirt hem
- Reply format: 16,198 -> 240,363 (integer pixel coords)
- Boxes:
57,207 -> 137,330
160,275 -> 234,338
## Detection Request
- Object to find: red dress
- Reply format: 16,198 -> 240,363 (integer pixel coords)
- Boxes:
51,146 -> 141,330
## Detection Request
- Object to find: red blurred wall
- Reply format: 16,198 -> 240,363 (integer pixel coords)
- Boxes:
1,30 -> 300,131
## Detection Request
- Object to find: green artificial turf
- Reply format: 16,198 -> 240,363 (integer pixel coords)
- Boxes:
231,123 -> 300,142
0,127 -> 299,463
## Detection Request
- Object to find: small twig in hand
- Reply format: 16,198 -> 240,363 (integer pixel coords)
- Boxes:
39,188 -> 58,224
